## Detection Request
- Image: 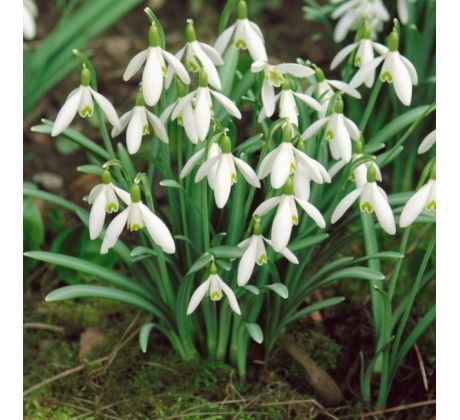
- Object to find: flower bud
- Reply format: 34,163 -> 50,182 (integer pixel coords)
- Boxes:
80,67 -> 91,86
366,164 -> 377,183
148,24 -> 160,47
220,135 -> 232,153
388,29 -> 399,52
130,184 -> 142,203
282,176 -> 294,195
185,19 -> 196,42
101,170 -> 112,185
237,0 -> 248,19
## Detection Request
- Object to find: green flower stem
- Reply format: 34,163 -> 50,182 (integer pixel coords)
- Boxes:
359,79 -> 383,132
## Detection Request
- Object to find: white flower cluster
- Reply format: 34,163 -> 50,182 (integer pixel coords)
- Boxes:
48,0 -> 433,317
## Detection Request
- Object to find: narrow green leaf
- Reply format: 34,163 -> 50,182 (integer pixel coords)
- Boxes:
209,245 -> 244,259
216,259 -> 232,271
322,267 -> 385,283
218,0 -> 239,33
139,322 -> 156,353
282,297 -> 346,327
244,322 -> 264,344
186,253 -> 213,276
160,179 -> 184,190
77,165 -> 104,175
354,252 -> 404,263
244,285 -> 259,295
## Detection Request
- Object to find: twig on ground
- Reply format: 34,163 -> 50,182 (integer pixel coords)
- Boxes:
357,399 -> 436,418
23,322 -> 65,334
414,343 -> 429,391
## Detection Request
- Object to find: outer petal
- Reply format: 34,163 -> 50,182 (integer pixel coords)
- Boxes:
293,149 -> 323,183
126,107 -> 144,154
180,148 -> 206,178
418,130 -> 436,154
271,196 -> 293,251
214,24 -> 236,54
214,156 -> 233,208
146,110 -> 169,144
186,279 -> 210,315
350,56 -> 385,88
391,53 -> 413,105
278,245 -> 299,264
237,236 -> 258,286
242,19 -> 267,61
143,48 -> 163,106
397,0 -> 410,24
191,42 -> 221,90
199,42 -> 224,65
123,49 -> 148,81
140,204 -> 176,253
400,55 -> 418,85
331,187 -> 363,223
344,116 -> 360,140
328,159 -> 347,178
292,92 -> 323,113
171,91 -> 195,121
328,80 -> 362,99
210,90 -> 241,119
271,143 -> 293,189
90,88 -> 121,130
219,279 -> 241,315
194,88 -> 212,141
234,157 -> 261,187
333,11 -> 357,43
253,196 -> 281,216
301,117 -> 328,140
162,49 -> 191,84
399,182 -> 431,227
295,197 -> 326,228
195,156 -> 220,183
100,208 -> 129,254
293,169 -> 311,201
112,186 -> 131,205
89,186 -> 107,240
276,63 -> 315,78
88,183 -> 104,204
182,104 -> 199,144
112,109 -> 133,137
160,102 -> 176,124
371,185 -> 396,234
258,148 -> 277,179
262,78 -> 276,117
51,87 -> 83,136
331,43 -> 358,69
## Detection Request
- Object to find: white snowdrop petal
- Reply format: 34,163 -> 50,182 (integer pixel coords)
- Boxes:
270,144 -> 293,189
186,279 -> 211,315
418,130 -> 436,154
199,42 -> 224,65
344,117 -> 360,140
271,197 -> 293,252
140,204 -> 176,253
276,63 -> 315,78
399,182 -> 431,227
51,87 -> 83,136
330,43 -> 358,69
112,110 -> 133,137
88,183 -> 104,204
373,42 -> 389,55
242,19 -> 267,61
350,56 -> 384,88
334,11 -> 357,43
89,187 -> 107,240
400,55 -> 418,85
234,157 -> 261,188
331,187 -> 362,223
219,280 -> 241,315
210,90 -> 241,119
123,49 -> 148,81
261,79 -> 276,117
292,92 -> 323,113
90,88 -> 120,129
293,169 -> 311,202
301,117 -> 329,140
237,236 -> 258,286
195,156 -> 220,183
182,104 -> 199,144
258,149 -> 277,179
100,208 -> 129,254
334,115 -> 353,162
372,185 -> 396,234
279,245 -> 299,264
295,197 -> 326,228
143,48 -> 163,106
328,80 -> 362,99
392,54 -> 413,106
112,186 -> 131,205
253,197 -> 281,217
328,160 -> 347,178
162,49 -> 191,84
251,60 -> 267,73
195,89 -> 212,141
397,0 -> 410,24
180,148 -> 206,179
214,24 -> 235,54
191,43 -> 222,90
126,108 -> 144,154
249,21 -> 265,42
160,102 -> 176,125
23,6 -> 36,40
171,91 -> 195,121
146,110 -> 169,144
214,157 -> 233,208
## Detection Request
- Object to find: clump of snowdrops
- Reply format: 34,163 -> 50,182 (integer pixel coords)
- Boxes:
26,0 -> 435,408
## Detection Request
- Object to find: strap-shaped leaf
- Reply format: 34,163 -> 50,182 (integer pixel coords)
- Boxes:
139,322 -> 156,353
244,323 -> 264,344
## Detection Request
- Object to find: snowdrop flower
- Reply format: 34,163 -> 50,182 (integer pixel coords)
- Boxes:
302,96 -> 360,162
214,0 -> 267,62
112,90 -> 168,154
195,135 -> 260,208
350,29 -> 418,106
187,262 -> 241,315
257,78 -> 322,126
258,124 -> 330,189
331,164 -> 396,234
166,20 -> 223,90
101,184 -> 175,254
51,67 -> 120,137
24,0 -> 38,40
399,164 -> 436,228
177,72 -> 242,142
253,177 -> 326,251
123,24 -> 190,106
330,21 -> 388,88
237,217 -> 298,286
251,60 -> 315,117
87,170 -> 131,240
397,0 -> 411,25
418,129 -> 436,154
330,0 -> 389,43
307,66 -> 361,116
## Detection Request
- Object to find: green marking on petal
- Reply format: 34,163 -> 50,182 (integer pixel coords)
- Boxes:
290,162 -> 296,173
257,254 -> 267,265
79,106 -> 93,118
187,61 -> 199,72
326,129 -> 335,140
426,200 -> 436,211
292,215 -> 299,225
210,291 -> 222,301
231,172 -> 238,184
143,125 -> 150,135
235,39 -> 247,49
354,56 -> 361,67
161,65 -> 167,76
380,71 -> 393,83
360,201 -> 373,213
106,202 -> 118,213
177,116 -> 184,126
130,223 -> 142,231
268,69 -> 284,87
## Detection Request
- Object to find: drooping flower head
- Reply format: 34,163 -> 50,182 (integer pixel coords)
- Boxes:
112,89 -> 168,154
214,0 -> 267,62
51,67 -> 121,137
123,22 -> 191,106
187,262 -> 241,315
